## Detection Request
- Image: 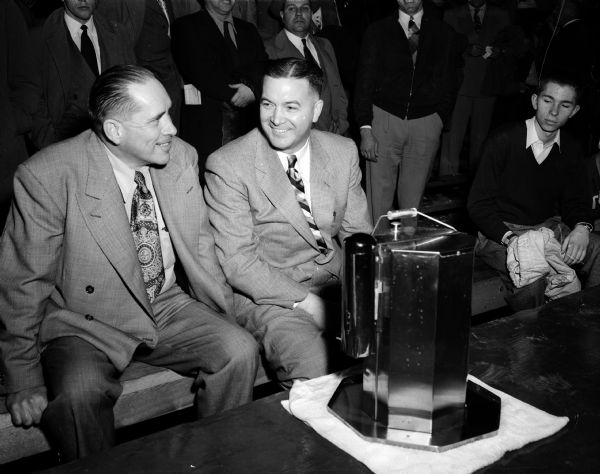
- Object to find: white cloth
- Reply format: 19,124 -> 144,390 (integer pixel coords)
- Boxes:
506,227 -> 580,300
282,372 -> 568,474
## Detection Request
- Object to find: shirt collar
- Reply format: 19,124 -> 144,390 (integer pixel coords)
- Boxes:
468,3 -> 487,17
284,29 -> 310,51
277,137 -> 311,168
63,11 -> 96,37
525,117 -> 561,151
103,144 -> 151,199
398,9 -> 423,29
206,9 -> 236,36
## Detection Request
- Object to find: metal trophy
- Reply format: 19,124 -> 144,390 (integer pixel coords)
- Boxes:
328,209 -> 500,451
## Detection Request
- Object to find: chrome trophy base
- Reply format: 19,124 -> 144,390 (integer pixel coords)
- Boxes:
328,374 -> 501,452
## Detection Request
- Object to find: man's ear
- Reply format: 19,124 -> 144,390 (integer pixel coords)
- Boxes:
103,119 -> 123,145
570,104 -> 581,119
312,99 -> 324,123
531,93 -> 539,111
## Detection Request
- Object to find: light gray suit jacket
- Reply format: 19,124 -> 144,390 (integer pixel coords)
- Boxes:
0,131 -> 233,393
204,128 -> 371,310
264,30 -> 349,135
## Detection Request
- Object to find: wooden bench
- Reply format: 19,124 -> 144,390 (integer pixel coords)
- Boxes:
0,264 -> 506,465
0,362 -> 270,465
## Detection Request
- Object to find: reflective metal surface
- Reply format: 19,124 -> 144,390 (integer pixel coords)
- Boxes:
337,214 -> 498,449
328,373 -> 501,452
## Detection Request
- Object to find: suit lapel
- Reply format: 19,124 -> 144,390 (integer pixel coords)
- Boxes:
255,133 -> 318,248
309,134 -> 334,241
79,134 -> 152,315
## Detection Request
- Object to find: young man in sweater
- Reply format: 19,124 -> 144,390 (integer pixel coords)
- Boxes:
468,74 -> 600,311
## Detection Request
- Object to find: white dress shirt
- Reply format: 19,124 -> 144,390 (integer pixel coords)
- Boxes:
284,29 -> 321,68
397,9 -> 423,38
105,147 -> 176,296
525,117 -> 561,165
63,13 -> 101,73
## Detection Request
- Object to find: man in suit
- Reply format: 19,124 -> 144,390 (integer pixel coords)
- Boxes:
468,74 -> 600,311
96,0 -> 184,129
355,0 -> 459,224
172,0 -> 267,181
441,0 -> 520,175
265,0 -> 349,135
0,65 -> 258,461
205,58 -> 371,385
0,0 -> 38,227
30,0 -> 136,150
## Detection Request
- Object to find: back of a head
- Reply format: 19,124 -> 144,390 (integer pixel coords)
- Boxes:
265,58 -> 324,97
89,65 -> 156,136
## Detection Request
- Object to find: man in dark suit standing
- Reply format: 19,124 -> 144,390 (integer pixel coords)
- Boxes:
355,0 -> 459,224
0,65 -> 258,462
30,0 -> 136,150
205,58 -> 371,386
265,0 -> 349,135
172,0 -> 267,180
97,0 -> 184,129
0,0 -> 38,227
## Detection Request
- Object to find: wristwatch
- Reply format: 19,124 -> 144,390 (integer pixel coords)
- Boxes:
576,222 -> 594,233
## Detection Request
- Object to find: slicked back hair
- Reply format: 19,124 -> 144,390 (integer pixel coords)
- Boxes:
89,64 -> 157,136
537,72 -> 581,105
264,58 -> 324,97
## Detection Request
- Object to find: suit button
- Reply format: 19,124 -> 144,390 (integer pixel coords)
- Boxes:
85,285 -> 94,294
85,314 -> 94,321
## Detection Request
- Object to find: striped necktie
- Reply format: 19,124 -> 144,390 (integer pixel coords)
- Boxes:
286,155 -> 328,254
131,171 -> 165,302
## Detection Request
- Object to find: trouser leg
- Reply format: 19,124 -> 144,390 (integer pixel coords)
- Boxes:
137,285 -> 259,417
475,234 -> 545,311
41,336 -> 122,462
469,96 -> 495,173
397,113 -> 443,209
441,95 -> 471,176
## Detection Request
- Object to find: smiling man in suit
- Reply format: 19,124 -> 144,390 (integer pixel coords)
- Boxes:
0,65 -> 258,462
205,58 -> 372,386
265,0 -> 349,135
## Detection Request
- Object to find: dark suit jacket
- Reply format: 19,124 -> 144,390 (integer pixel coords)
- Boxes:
30,8 -> 135,149
0,0 -> 38,224
0,131 -> 234,393
354,9 -> 460,127
171,11 -> 267,159
96,0 -> 183,125
204,128 -> 372,309
444,4 -> 520,97
264,30 -> 349,135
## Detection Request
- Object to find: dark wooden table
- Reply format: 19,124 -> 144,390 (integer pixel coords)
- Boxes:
43,287 -> 600,473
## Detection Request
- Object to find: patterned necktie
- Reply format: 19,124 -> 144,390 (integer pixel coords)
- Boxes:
473,8 -> 482,33
407,16 -> 420,62
302,38 -> 320,69
80,24 -> 99,77
131,171 -> 165,303
286,155 -> 328,254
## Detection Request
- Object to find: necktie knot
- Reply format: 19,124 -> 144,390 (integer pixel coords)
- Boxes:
408,16 -> 419,35
80,24 -> 87,32
134,171 -> 149,194
287,154 -> 298,169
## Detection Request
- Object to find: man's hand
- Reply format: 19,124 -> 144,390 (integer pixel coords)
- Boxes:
229,83 -> 255,108
360,128 -> 379,162
561,225 -> 589,265
6,386 -> 48,427
295,292 -> 327,330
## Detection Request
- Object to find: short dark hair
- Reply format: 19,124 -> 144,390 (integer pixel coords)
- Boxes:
88,64 -> 157,135
264,58 -> 324,97
537,72 -> 581,104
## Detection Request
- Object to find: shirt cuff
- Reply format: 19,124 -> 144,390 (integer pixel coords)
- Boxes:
501,230 -> 517,247
360,125 -> 372,129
